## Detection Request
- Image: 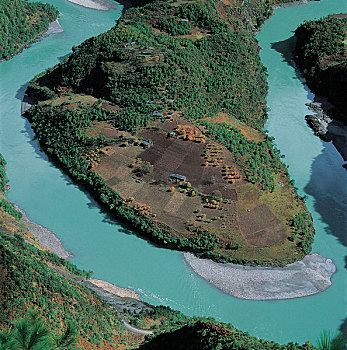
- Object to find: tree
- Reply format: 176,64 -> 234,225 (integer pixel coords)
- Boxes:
0,311 -> 77,350
317,330 -> 346,350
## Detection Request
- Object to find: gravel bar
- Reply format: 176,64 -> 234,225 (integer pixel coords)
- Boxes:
15,205 -> 73,259
65,0 -> 119,11
184,252 -> 336,300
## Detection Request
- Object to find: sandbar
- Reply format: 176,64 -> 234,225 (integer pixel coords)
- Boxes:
184,252 -> 336,300
65,0 -> 118,11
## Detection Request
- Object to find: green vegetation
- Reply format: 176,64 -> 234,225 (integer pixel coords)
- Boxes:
24,0 -> 315,266
295,15 -> 347,122
137,319 -> 316,350
0,154 -> 8,192
0,154 -> 22,220
125,305 -> 190,332
0,0 -> 58,60
0,232 -> 129,347
0,199 -> 22,219
202,121 -> 285,192
317,330 -> 346,350
0,310 -> 76,350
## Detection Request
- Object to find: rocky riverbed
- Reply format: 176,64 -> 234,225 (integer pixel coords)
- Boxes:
15,205 -> 73,259
65,0 -> 119,11
184,252 -> 336,300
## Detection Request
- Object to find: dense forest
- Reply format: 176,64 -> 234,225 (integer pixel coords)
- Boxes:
295,15 -> 347,123
24,0 -> 315,265
0,152 -> 321,349
0,0 -> 58,60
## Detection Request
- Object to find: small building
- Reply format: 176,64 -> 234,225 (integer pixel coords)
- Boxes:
141,140 -> 152,148
168,132 -> 177,138
169,174 -> 187,182
179,19 -> 189,22
142,51 -> 153,55
152,112 -> 163,117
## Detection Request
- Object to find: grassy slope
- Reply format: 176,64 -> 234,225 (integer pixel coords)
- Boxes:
0,0 -> 59,60
295,15 -> 347,123
24,0 -> 315,266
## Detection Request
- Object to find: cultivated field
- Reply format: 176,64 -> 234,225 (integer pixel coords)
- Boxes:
86,116 -> 294,258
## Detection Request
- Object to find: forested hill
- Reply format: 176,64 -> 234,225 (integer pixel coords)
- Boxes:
295,15 -> 347,123
0,152 -> 317,349
25,0 -> 315,266
0,0 -> 58,60
138,320 -> 315,350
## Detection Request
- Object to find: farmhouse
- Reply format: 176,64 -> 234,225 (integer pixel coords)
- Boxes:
169,174 -> 187,182
141,140 -> 152,148
168,131 -> 177,138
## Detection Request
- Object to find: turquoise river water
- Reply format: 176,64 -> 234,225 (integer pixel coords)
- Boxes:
0,0 -> 346,345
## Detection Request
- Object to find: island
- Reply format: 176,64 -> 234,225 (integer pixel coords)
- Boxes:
0,0 -> 59,61
24,0 -> 315,267
294,14 -> 347,161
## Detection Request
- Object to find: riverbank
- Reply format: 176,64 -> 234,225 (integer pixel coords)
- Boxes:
85,278 -> 141,299
14,203 -> 146,301
0,18 -> 63,63
65,0 -> 118,11
40,18 -> 64,39
15,205 -> 73,259
184,252 -> 336,300
305,102 -> 347,162
294,15 -> 347,165
273,0 -> 309,9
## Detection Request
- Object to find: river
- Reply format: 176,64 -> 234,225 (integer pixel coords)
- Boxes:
0,0 -> 346,345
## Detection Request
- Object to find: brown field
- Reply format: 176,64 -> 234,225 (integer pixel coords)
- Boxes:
86,121 -> 128,139
238,204 -> 287,246
38,92 -> 302,262
40,94 -> 97,109
87,115 -> 293,255
204,112 -> 265,142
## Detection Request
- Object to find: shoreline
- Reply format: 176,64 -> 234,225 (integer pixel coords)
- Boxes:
64,0 -> 119,11
15,205 -> 74,259
14,201 -> 143,300
0,18 -> 63,63
184,252 -> 336,300
16,204 -> 144,300
84,278 -> 141,299
305,101 -> 347,162
273,0 -> 309,10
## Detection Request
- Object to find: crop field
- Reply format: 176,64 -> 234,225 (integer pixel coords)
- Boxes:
204,113 -> 265,143
87,116 -> 291,254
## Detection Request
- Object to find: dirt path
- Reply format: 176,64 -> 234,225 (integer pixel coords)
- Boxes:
120,315 -> 153,335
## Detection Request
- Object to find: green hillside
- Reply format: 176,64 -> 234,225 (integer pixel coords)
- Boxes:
137,319 -> 314,350
24,0 -> 315,266
295,15 -> 347,122
0,0 -> 58,60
